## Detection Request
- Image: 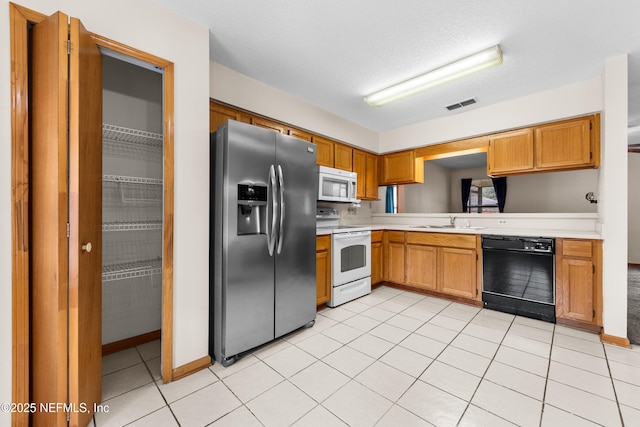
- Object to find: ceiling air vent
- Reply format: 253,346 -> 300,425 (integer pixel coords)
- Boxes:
446,97 -> 477,111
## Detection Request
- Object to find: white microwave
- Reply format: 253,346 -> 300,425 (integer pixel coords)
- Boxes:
317,166 -> 358,203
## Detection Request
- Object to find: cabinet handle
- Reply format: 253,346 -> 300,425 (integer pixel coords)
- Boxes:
82,242 -> 92,253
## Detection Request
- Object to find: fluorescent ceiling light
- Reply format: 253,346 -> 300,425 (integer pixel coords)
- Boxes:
364,45 -> 503,107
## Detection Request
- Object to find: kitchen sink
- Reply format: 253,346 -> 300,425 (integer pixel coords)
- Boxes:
411,225 -> 455,229
410,225 -> 486,230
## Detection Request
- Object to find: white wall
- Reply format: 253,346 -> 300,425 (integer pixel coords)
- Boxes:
600,55 -> 629,339
506,170 -> 600,213
629,153 -> 640,264
210,62 -> 380,152
0,1 -> 210,415
404,162 -> 451,213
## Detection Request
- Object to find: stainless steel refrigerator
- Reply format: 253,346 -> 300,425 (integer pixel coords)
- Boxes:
210,120 -> 317,367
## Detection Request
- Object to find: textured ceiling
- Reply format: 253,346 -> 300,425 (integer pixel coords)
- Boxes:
154,0 -> 640,141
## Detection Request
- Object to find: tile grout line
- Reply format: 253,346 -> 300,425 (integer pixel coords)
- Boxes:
455,307 -> 517,427
602,344 -> 627,426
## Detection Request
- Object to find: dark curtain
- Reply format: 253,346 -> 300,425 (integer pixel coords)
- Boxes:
461,178 -> 472,213
385,186 -> 395,213
491,176 -> 507,212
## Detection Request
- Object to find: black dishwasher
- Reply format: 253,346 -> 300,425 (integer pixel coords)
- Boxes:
482,235 -> 555,322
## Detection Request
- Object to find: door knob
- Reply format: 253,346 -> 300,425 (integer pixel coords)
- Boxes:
82,242 -> 92,253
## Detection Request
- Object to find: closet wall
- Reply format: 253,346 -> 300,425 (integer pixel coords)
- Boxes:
101,55 -> 163,345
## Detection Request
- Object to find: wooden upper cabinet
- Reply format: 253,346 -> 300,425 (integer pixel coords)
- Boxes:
378,150 -> 424,185
334,144 -> 353,171
487,128 -> 535,175
488,115 -> 600,176
210,102 -> 251,132
365,152 -> 378,199
535,117 -> 593,171
252,117 -> 286,133
288,128 -> 313,142
353,149 -> 379,200
312,136 -> 335,167
353,150 -> 366,199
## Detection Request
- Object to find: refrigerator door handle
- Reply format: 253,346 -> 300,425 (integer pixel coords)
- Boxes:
267,164 -> 277,256
277,165 -> 285,255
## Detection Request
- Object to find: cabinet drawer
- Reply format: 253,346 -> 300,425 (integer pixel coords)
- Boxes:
316,235 -> 331,251
562,240 -> 593,258
371,230 -> 383,243
406,232 -> 476,249
387,231 -> 405,243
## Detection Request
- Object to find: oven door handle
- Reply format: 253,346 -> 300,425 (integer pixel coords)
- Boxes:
333,231 -> 371,240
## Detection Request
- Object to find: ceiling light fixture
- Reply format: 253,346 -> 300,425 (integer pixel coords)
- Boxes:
364,45 -> 503,107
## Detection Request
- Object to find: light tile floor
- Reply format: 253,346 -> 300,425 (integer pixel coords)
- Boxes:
94,286 -> 640,426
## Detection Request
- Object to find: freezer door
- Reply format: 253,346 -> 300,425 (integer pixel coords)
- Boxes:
213,120 -> 277,361
274,133 -> 317,337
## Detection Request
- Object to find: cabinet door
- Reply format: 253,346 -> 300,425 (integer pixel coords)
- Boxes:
316,236 -> 331,305
535,118 -> 592,170
365,153 -> 379,199
335,144 -> 353,171
371,241 -> 383,285
252,117 -> 285,133
488,128 -> 534,175
558,258 -> 595,323
312,136 -> 335,167
439,247 -> 477,299
379,150 -> 423,184
210,102 -> 251,132
406,244 -> 437,291
387,242 -> 406,284
288,128 -> 313,142
353,150 -> 366,199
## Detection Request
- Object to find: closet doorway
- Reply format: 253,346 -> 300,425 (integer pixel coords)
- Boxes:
9,4 -> 175,426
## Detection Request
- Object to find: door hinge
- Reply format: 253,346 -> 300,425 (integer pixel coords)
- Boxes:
66,223 -> 70,238
66,411 -> 70,422
590,151 -> 593,160
476,253 -> 478,261
67,40 -> 71,55
590,122 -> 593,130
593,309 -> 596,319
476,288 -> 478,296
593,265 -> 595,274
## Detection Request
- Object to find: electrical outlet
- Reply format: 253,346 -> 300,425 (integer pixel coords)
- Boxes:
498,219 -> 508,225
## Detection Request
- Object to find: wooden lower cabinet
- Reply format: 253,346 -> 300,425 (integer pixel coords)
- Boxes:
316,235 -> 331,305
371,231 -> 383,285
439,247 -> 477,299
405,244 -> 437,291
556,238 -> 602,326
401,232 -> 480,301
384,231 -> 406,284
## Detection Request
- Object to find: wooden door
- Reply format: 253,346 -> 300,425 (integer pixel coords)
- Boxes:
386,242 -> 406,284
353,150 -> 366,199
316,236 -> 331,305
535,118 -> 592,170
439,247 -> 477,299
68,17 -> 103,427
406,244 -> 437,291
312,136 -> 335,167
559,258 -> 595,323
31,12 -> 102,427
365,153 -> 378,199
334,144 -> 353,171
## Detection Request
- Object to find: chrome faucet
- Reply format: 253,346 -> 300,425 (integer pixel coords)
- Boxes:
449,216 -> 456,226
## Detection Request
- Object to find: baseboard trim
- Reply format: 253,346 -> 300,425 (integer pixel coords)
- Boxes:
600,331 -> 632,348
102,330 -> 161,356
172,355 -> 212,382
555,318 -> 602,334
